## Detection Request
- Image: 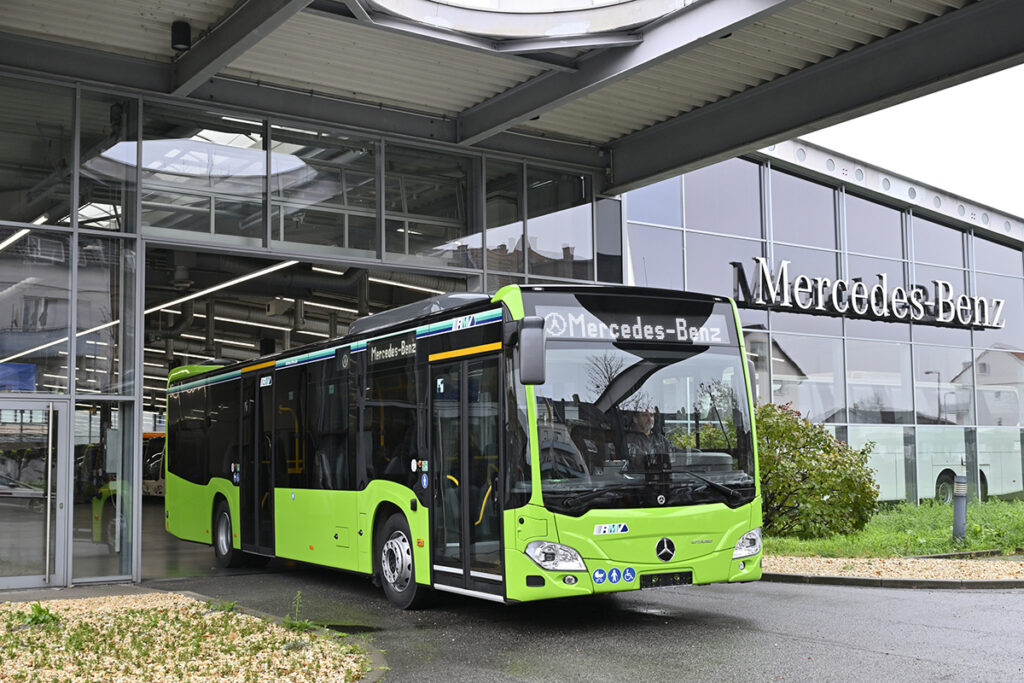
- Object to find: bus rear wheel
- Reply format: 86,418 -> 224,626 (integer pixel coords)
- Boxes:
213,500 -> 244,568
935,472 -> 955,505
378,514 -> 426,609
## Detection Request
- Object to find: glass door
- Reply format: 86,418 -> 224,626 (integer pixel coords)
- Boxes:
0,401 -> 68,589
430,355 -> 504,599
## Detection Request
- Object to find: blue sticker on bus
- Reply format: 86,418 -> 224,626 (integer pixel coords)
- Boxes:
421,473 -> 428,489
608,568 -> 621,584
592,569 -> 606,584
623,567 -> 636,583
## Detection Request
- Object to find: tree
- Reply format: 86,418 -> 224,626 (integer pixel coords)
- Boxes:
757,403 -> 878,539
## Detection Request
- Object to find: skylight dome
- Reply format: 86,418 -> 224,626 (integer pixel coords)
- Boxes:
370,0 -> 694,38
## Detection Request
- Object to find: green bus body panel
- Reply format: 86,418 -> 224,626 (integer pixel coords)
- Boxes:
164,472 -> 239,548
502,499 -> 762,602
271,481 -> 429,583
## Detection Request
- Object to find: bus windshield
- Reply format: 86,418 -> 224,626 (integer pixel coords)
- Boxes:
522,294 -> 756,515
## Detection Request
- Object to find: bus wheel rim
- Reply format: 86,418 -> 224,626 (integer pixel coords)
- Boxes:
382,531 -> 412,591
217,512 -> 231,556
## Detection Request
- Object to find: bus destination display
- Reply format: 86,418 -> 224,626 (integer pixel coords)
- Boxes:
536,306 -> 732,345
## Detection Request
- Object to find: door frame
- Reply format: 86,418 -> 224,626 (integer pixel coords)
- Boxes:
241,369 -> 275,556
428,354 -> 505,601
0,398 -> 70,590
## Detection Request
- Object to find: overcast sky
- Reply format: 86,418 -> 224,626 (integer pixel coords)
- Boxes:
802,63 -> 1024,219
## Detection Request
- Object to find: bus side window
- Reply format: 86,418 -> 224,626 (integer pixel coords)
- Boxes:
365,357 -> 418,488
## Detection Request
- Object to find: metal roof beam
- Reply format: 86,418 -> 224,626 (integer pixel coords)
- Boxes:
456,0 -> 801,145
171,0 -> 314,96
0,31 -> 170,91
607,0 -> 1024,194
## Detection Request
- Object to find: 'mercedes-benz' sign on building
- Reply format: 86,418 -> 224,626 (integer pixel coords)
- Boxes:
732,257 -> 1005,329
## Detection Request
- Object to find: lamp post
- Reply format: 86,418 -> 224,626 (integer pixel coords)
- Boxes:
924,370 -> 941,423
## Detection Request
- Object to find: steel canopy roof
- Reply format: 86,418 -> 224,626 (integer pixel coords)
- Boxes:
1,0 -> 1022,194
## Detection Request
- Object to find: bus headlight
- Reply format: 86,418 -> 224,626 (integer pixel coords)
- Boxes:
525,541 -> 587,572
732,528 -> 762,559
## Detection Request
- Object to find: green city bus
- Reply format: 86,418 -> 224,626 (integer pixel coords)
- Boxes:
164,284 -> 762,608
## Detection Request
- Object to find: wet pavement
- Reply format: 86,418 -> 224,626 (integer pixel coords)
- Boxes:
144,564 -> 1024,682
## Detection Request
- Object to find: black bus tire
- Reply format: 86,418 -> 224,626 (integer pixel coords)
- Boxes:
213,500 -> 244,568
378,513 -> 427,609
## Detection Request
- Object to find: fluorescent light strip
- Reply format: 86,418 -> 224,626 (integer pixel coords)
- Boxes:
278,297 -> 358,314
312,266 -> 445,295
180,333 -> 257,348
0,228 -> 30,252
145,260 -> 298,315
1,261 -> 297,364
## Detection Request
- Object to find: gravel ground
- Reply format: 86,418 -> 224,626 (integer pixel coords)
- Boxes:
764,554 -> 1024,580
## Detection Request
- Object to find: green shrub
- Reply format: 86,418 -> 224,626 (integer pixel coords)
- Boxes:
756,403 -> 878,539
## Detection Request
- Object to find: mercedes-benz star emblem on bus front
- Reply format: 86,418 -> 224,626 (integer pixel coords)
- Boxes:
656,538 -> 675,562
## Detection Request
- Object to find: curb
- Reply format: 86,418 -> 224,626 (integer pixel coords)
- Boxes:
762,572 -> 1024,589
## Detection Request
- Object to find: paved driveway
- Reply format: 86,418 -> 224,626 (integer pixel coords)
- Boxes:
150,563 -> 1024,682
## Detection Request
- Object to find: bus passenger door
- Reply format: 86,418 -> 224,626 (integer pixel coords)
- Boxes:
430,355 -> 504,601
241,370 -> 275,556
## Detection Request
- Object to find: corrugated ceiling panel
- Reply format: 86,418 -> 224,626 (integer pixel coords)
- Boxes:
526,0 -> 971,142
0,0 -> 236,61
224,13 -> 545,116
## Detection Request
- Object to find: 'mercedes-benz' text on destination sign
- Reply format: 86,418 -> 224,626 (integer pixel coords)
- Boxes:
537,307 -> 732,344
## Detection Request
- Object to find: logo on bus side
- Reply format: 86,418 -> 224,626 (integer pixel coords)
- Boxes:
594,523 -> 629,535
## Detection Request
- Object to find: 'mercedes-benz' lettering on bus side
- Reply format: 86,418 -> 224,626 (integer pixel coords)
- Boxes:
732,257 -> 1005,328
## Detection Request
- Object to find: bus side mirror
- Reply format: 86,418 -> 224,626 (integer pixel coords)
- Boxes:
518,316 -> 546,385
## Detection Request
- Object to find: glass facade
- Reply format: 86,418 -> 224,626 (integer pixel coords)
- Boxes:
625,156 -> 1024,504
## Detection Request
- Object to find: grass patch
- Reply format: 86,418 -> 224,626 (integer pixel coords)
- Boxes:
0,593 -> 370,682
765,499 -> 1024,558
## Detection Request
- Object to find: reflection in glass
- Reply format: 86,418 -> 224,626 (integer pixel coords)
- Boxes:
626,177 -> 681,227
141,106 -> 266,245
686,233 -> 763,298
385,146 -> 475,267
743,331 -> 769,404
973,273 -> 1023,351
527,168 -> 593,279
596,198 -> 623,284
974,235 -> 1023,276
845,194 -> 902,258
485,161 -> 524,273
0,77 -> 73,227
76,237 -> 136,395
79,93 -> 138,232
849,425 -> 907,502
847,339 -> 913,423
916,426 -> 967,502
771,334 -> 845,422
912,216 -> 964,267
974,349 -> 1024,426
771,170 -> 835,249
684,159 -> 761,238
913,346 -> 973,425
977,427 -> 1024,500
0,228 -> 71,392
270,126 -> 377,256
73,401 -> 133,579
0,407 -> 58,579
625,224 -> 681,289
774,244 -> 838,280
910,263 -> 971,347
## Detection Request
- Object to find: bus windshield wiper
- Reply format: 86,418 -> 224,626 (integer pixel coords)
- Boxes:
560,482 -> 643,511
673,469 -> 742,502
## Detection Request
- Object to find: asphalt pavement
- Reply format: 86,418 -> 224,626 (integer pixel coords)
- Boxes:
132,562 -> 1024,682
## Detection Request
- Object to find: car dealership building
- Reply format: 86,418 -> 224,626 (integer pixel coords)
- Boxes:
2,0 -> 1023,588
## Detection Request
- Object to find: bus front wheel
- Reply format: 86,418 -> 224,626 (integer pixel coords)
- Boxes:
378,514 -> 426,609
213,500 -> 244,568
